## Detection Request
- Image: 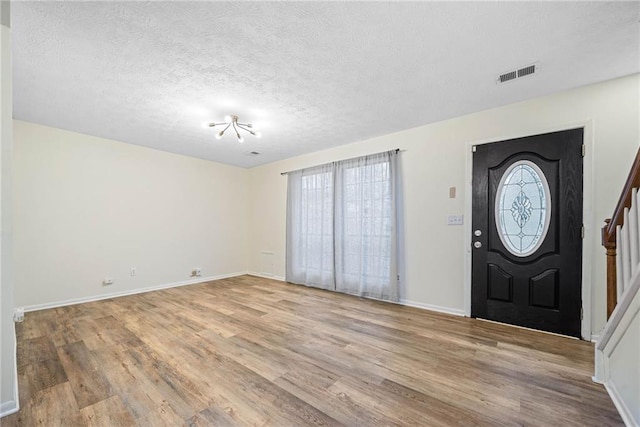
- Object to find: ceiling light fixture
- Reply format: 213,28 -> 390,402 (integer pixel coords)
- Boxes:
203,115 -> 262,143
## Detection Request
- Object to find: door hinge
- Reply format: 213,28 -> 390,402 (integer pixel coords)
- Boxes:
581,224 -> 585,239
581,306 -> 583,320
581,144 -> 586,157
472,145 -> 477,153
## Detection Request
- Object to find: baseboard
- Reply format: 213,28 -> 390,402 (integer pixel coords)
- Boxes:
0,400 -> 18,418
246,275 -> 466,317
590,333 -> 600,343
398,299 -> 466,317
17,272 -> 464,318
21,272 -> 247,313
247,272 -> 286,282
606,381 -> 638,427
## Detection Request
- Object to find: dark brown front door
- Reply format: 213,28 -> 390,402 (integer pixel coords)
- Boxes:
471,128 -> 583,338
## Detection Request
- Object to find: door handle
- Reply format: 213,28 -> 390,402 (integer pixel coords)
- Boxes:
474,230 -> 482,236
473,241 -> 482,249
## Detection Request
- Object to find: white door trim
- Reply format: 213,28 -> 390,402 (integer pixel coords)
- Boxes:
464,120 -> 594,340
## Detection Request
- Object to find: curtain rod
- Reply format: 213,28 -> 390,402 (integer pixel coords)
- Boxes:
280,148 -> 401,176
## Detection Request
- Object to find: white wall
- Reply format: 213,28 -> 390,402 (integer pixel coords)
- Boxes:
595,267 -> 640,425
11,75 -> 640,337
609,306 -> 640,425
248,74 -> 640,335
0,0 -> 17,416
14,121 -> 249,308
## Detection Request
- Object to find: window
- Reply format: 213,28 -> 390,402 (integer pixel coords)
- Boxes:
339,160 -> 392,287
286,165 -> 334,289
495,160 -> 551,257
286,150 -> 401,301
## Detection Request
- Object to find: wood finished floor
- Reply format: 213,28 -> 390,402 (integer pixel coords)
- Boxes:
2,275 -> 622,426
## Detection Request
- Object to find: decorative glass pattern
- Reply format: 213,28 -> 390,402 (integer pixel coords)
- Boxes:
495,160 -> 551,257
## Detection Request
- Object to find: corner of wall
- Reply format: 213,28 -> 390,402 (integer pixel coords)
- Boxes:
0,2 -> 18,416
0,324 -> 19,418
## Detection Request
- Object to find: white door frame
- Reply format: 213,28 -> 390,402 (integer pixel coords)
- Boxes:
463,120 -> 595,340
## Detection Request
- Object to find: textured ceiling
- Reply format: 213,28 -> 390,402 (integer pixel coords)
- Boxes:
12,1 -> 640,168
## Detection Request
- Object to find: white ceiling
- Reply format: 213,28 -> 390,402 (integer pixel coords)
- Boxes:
12,1 -> 640,168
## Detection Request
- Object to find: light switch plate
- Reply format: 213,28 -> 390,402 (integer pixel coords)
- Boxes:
447,215 -> 464,225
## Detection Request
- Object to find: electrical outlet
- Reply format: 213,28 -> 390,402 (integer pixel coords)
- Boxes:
103,278 -> 113,286
130,267 -> 137,276
191,268 -> 202,277
13,308 -> 24,323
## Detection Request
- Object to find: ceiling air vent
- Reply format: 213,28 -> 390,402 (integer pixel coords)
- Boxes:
499,70 -> 517,83
518,65 -> 536,78
497,63 -> 539,84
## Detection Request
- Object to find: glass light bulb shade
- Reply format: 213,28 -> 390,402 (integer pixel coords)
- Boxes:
224,115 -> 232,123
238,135 -> 245,143
201,121 -> 210,129
215,131 -> 224,139
255,131 -> 262,138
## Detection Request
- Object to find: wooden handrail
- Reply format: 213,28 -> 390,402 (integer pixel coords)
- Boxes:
602,147 -> 640,318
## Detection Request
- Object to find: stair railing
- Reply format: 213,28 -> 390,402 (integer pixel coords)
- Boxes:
601,147 -> 640,318
595,146 -> 640,426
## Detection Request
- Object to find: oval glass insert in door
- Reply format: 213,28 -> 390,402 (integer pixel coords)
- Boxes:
495,160 -> 551,257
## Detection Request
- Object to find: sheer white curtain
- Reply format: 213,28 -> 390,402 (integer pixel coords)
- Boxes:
285,163 -> 335,290
286,150 -> 401,301
334,151 -> 399,300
